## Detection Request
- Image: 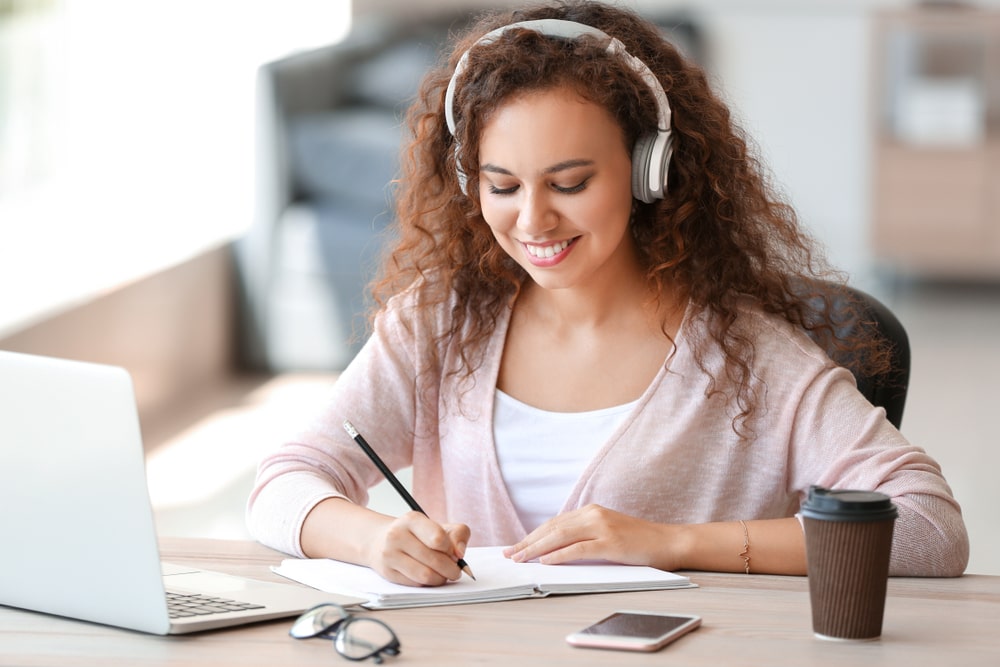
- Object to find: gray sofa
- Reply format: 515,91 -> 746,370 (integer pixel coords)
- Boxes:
236,14 -> 472,371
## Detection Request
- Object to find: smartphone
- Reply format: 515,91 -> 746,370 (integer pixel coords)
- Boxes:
565,610 -> 702,652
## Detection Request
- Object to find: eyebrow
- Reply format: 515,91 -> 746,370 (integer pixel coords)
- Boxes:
479,159 -> 595,176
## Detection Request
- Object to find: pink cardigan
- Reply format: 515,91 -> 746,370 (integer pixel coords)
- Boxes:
247,291 -> 969,577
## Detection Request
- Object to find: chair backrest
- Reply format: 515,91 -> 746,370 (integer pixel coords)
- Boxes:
809,283 -> 911,430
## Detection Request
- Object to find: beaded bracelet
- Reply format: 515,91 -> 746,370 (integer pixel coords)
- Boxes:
738,520 -> 751,574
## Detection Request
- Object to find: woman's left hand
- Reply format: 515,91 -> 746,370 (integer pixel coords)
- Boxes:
501,504 -> 677,569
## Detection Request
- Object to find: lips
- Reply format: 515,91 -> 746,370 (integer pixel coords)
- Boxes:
523,238 -> 575,259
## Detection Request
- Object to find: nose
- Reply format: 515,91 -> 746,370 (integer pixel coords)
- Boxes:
516,187 -> 558,236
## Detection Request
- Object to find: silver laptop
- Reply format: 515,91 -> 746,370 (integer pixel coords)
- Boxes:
0,349 -> 362,634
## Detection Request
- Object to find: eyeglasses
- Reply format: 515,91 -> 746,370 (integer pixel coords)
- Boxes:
290,603 -> 401,664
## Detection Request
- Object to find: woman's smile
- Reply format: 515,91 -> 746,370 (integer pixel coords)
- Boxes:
522,237 -> 578,265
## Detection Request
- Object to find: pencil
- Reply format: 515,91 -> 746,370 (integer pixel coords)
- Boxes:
343,420 -> 476,581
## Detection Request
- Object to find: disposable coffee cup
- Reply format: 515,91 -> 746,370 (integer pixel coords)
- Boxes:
801,486 -> 898,641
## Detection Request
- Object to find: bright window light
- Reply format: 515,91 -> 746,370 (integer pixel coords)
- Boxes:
0,0 -> 352,336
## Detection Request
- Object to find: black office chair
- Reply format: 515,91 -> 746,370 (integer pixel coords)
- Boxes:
803,282 -> 911,430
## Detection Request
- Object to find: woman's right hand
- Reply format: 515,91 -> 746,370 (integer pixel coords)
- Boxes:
300,498 -> 470,587
365,511 -> 472,587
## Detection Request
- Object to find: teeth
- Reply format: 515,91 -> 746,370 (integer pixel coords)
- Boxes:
525,239 -> 571,258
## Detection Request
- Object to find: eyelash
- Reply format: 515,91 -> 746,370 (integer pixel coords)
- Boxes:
555,180 -> 588,194
486,180 -> 589,196
488,184 -> 518,196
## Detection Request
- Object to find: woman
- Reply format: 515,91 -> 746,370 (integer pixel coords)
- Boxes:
247,1 -> 968,586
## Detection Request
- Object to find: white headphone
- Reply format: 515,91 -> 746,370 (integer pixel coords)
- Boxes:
444,18 -> 673,204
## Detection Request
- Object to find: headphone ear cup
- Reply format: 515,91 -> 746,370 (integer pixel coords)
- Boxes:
631,133 -> 658,204
631,132 -> 673,203
654,133 -> 673,199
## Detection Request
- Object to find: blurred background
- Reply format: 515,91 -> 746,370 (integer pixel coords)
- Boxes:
2,0 -> 998,574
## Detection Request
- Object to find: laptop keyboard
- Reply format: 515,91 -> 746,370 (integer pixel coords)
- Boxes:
166,591 -> 266,618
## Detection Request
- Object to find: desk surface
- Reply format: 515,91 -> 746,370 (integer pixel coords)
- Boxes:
2,537 -> 998,666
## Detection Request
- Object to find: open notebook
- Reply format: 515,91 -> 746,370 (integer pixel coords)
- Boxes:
273,546 -> 695,609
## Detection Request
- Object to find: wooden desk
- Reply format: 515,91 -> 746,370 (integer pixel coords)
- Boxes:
2,538 -> 998,666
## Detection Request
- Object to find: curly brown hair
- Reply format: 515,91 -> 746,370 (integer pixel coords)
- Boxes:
370,0 -> 890,432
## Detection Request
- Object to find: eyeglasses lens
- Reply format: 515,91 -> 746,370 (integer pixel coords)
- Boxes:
289,603 -> 350,639
335,618 -> 400,663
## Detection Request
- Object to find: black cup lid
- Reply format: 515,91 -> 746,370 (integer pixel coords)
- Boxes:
800,485 -> 898,522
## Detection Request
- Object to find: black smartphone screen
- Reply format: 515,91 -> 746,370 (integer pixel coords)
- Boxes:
581,612 -> 695,638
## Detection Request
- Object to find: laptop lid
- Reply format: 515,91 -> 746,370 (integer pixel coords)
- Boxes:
0,350 -> 352,634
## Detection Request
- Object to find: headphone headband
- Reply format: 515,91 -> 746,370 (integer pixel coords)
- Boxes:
444,18 -> 673,202
445,20 -> 670,136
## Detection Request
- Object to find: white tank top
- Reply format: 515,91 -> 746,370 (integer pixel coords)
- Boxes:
493,389 -> 638,533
